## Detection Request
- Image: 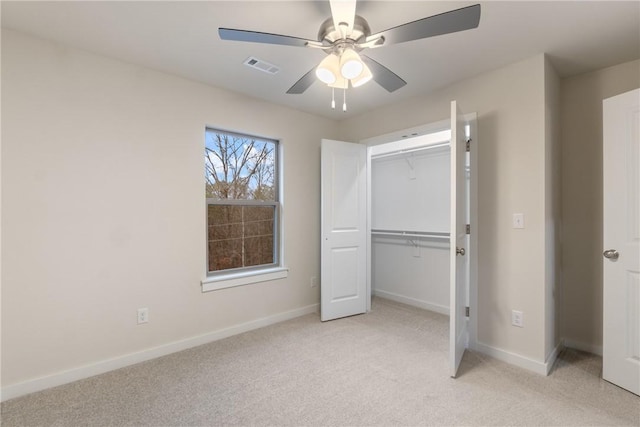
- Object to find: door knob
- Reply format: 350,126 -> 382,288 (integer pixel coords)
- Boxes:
456,247 -> 466,256
603,249 -> 619,260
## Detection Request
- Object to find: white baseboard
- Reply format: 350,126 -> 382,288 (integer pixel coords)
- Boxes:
544,342 -> 563,375
562,338 -> 602,356
373,290 -> 449,316
474,341 -> 554,376
1,304 -> 319,402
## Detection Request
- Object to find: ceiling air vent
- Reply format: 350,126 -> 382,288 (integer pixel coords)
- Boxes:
243,56 -> 280,75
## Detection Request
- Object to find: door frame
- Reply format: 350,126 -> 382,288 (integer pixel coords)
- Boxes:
361,113 -> 478,349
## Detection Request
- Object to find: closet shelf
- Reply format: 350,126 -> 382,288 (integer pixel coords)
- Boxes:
370,141 -> 450,161
371,229 -> 449,240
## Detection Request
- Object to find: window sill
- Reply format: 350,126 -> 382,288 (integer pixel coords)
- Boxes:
201,267 -> 289,292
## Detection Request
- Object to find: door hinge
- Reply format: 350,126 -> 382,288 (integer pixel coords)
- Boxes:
466,139 -> 471,152
466,224 -> 470,234
465,306 -> 470,317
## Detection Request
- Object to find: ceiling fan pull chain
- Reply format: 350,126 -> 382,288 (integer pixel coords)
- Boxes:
343,87 -> 347,112
331,87 -> 336,109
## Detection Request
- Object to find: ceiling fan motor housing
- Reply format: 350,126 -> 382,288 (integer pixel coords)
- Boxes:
318,15 -> 372,54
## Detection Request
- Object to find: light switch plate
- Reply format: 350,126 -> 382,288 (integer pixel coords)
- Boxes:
513,213 -> 525,229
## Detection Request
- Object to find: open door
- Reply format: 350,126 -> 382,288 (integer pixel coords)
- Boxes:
450,101 -> 469,377
321,139 -> 368,321
603,89 -> 640,395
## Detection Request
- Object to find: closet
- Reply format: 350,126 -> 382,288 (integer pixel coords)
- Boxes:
370,132 -> 453,315
321,101 -> 475,377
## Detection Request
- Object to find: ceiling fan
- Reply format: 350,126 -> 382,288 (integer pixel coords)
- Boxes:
219,1 -> 480,105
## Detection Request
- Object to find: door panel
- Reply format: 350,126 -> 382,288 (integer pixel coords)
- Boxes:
331,247 -> 359,299
603,88 -> 640,395
321,139 -> 367,321
450,101 -> 469,378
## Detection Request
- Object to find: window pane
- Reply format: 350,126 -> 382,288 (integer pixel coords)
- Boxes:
207,205 -> 275,273
205,130 -> 276,201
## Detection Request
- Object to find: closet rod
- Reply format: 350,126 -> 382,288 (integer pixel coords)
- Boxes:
370,141 -> 450,160
371,229 -> 449,240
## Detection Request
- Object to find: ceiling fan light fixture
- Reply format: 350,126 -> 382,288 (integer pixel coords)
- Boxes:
316,54 -> 340,84
351,63 -> 372,88
340,47 -> 364,79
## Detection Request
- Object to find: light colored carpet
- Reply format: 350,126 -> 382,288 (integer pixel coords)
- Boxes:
2,297 -> 639,426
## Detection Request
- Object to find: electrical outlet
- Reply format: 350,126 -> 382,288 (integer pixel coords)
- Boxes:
310,276 -> 318,288
512,310 -> 524,327
137,308 -> 149,324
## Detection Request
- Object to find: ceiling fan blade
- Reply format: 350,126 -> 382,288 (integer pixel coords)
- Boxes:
367,4 -> 480,46
360,55 -> 406,93
219,28 -> 319,48
330,0 -> 357,34
286,67 -> 317,94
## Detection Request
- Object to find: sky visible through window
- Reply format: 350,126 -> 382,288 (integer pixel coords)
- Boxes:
205,130 -> 275,201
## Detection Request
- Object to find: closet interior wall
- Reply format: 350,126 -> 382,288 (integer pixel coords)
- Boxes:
371,143 -> 451,315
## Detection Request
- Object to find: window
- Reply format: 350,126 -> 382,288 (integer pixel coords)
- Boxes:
204,128 -> 282,284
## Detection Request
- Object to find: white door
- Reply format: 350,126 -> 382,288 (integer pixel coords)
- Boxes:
321,139 -> 368,321
450,101 -> 469,377
603,88 -> 640,395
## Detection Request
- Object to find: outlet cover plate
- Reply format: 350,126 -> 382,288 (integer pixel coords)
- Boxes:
512,310 -> 524,327
137,308 -> 149,324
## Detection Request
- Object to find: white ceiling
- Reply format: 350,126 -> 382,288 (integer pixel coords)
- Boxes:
2,1 -> 639,120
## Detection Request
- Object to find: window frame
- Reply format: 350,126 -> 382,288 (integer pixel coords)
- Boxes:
201,128 -> 287,292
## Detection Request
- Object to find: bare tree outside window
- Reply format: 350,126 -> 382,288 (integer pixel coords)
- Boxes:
205,129 -> 279,273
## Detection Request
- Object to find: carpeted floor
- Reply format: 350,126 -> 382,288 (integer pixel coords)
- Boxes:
2,297 -> 639,426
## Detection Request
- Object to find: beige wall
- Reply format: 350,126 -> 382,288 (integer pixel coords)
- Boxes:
1,29 -> 338,388
560,59 -> 640,353
340,55 -> 551,362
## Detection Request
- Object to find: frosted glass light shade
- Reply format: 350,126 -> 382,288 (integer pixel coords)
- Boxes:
328,74 -> 348,89
351,63 -> 372,87
316,54 -> 339,84
340,48 -> 363,79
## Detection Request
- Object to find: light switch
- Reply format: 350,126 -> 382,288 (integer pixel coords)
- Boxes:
513,213 -> 525,229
